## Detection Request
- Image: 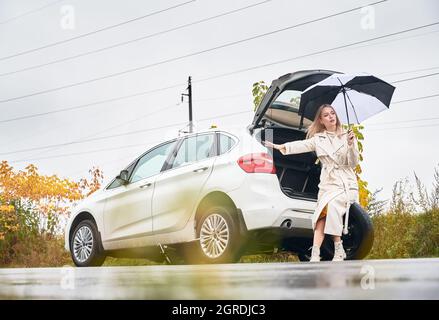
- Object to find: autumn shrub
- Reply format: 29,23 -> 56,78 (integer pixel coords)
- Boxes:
367,165 -> 439,259
0,161 -> 102,267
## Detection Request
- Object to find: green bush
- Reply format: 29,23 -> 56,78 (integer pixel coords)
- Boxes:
368,209 -> 439,259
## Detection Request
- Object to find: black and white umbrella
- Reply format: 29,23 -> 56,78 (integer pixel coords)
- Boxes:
298,72 -> 395,128
298,72 -> 395,235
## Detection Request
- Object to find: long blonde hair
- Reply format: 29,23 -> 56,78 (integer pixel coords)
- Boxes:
306,104 -> 343,139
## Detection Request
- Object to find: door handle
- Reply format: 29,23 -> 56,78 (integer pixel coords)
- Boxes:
139,182 -> 152,188
193,166 -> 208,173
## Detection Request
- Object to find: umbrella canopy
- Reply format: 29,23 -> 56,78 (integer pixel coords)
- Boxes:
298,72 -> 395,127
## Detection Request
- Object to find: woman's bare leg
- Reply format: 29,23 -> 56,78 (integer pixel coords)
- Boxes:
313,217 -> 326,247
333,235 -> 341,243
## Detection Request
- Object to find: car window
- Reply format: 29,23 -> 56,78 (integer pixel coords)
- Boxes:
218,133 -> 235,155
130,141 -> 177,183
171,134 -> 215,169
267,89 -> 312,128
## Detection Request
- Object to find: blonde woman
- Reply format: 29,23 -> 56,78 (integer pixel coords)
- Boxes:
263,104 -> 360,262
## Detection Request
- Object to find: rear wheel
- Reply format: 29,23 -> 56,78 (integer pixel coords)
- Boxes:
70,220 -> 106,267
183,206 -> 243,264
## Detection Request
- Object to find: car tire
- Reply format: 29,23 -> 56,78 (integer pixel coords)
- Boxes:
296,203 -> 374,261
341,202 -> 374,260
70,219 -> 106,267
183,206 -> 242,264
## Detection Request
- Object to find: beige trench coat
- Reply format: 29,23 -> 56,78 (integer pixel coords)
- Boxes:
280,128 -> 360,236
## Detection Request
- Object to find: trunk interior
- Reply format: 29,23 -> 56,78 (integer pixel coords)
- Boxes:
256,126 -> 321,200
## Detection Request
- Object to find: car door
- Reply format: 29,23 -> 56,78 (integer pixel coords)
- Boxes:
102,140 -> 177,242
151,133 -> 217,234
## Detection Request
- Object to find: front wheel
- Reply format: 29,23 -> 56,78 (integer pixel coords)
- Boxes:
183,206 -> 243,264
70,220 -> 106,267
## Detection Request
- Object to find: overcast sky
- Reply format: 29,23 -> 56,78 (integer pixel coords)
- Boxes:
0,0 -> 438,207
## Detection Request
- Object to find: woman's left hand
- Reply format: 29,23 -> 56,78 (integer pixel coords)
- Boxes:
347,129 -> 355,146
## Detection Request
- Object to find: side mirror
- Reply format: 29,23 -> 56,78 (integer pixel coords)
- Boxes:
116,169 -> 129,185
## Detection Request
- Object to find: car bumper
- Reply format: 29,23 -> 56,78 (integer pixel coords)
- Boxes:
64,216 -> 73,252
228,173 -> 317,231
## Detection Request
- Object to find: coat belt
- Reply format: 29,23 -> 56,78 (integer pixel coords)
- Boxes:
322,164 -> 350,170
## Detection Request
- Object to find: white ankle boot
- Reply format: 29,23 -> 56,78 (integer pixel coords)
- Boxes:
310,245 -> 321,262
332,240 -> 347,261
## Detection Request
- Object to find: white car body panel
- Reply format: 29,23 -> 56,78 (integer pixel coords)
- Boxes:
102,176 -> 155,242
151,156 -> 215,234
65,127 -> 315,253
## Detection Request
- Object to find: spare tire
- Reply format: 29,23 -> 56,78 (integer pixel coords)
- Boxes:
296,203 -> 374,261
320,202 -> 374,260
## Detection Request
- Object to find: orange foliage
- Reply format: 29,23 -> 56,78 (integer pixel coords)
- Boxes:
0,161 -> 103,242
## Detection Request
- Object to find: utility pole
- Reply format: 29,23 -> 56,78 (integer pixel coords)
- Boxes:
181,76 -> 193,133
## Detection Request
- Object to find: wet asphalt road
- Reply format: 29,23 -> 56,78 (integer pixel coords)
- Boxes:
0,258 -> 438,299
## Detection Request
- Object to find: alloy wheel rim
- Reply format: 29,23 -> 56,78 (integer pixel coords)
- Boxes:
73,225 -> 94,263
199,213 -> 229,259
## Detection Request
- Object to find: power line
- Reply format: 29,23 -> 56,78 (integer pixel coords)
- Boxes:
1,72 -> 438,157
0,0 -> 272,77
367,115 -> 439,126
0,58 -> 437,125
392,72 -> 439,84
364,94 -> 439,126
367,123 -> 439,132
5,90 -> 439,159
9,141 -> 161,163
66,149 -> 155,179
5,92 -> 439,163
0,0 -> 196,61
195,22 -> 439,84
332,28 -> 439,58
1,22 -> 436,111
4,110 -> 251,159
0,0 -> 65,25
393,93 -> 439,104
194,67 -> 439,103
3,8 -> 438,80
5,102 -> 180,161
0,82 -> 186,123
0,0 -> 390,104
1,25 -> 438,158
383,66 -> 439,78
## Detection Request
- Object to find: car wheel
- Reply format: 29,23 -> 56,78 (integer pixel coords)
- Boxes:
296,203 -> 374,261
183,206 -> 242,264
341,202 -> 374,260
70,219 -> 106,267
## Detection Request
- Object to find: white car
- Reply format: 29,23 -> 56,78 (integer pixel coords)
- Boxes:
65,70 -> 374,266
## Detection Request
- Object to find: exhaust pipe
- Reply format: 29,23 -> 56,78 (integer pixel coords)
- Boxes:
281,219 -> 293,229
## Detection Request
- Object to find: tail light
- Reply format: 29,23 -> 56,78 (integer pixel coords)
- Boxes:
237,152 -> 276,174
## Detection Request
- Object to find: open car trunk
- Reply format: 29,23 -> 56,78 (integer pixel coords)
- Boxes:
255,127 -> 321,200
249,70 -> 343,201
